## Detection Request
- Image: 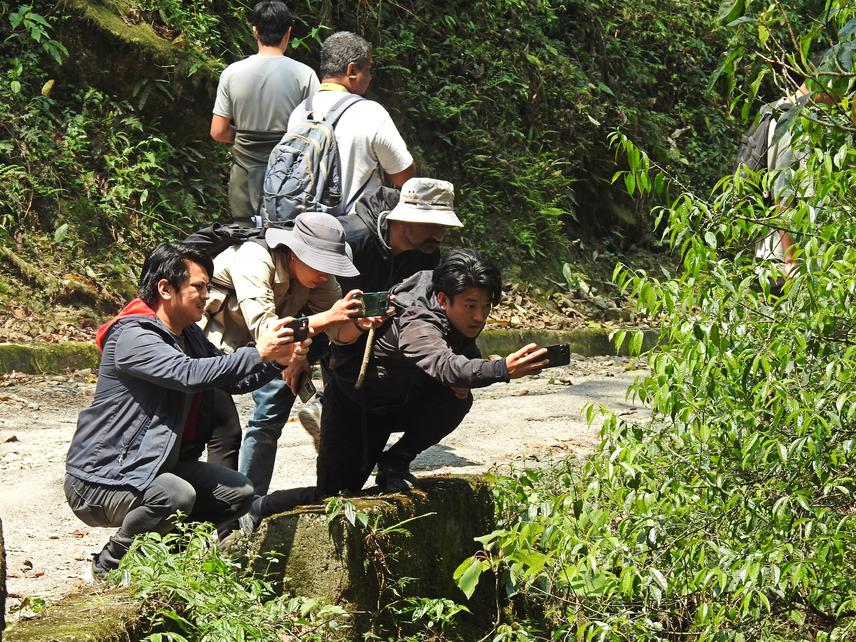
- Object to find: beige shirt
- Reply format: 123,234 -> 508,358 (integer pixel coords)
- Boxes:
199,242 -> 341,353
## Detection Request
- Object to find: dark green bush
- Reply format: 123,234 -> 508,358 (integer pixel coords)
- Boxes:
455,3 -> 856,639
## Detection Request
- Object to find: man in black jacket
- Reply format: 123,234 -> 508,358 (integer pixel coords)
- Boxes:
250,250 -> 547,522
65,243 -> 301,577
298,177 -> 463,439
316,250 -> 547,494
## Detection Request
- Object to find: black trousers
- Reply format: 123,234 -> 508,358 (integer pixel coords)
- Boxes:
316,376 -> 473,496
205,388 -> 243,471
65,461 -> 253,571
254,375 -> 472,518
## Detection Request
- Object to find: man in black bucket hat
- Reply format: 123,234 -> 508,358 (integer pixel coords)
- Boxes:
199,212 -> 381,503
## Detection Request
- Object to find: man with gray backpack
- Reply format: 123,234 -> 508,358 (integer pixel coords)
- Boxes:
738,56 -> 835,289
262,31 -> 414,226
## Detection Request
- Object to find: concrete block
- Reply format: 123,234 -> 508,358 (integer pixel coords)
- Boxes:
248,475 -> 497,633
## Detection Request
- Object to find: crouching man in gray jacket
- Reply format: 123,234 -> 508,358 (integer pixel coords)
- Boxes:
64,242 -> 301,578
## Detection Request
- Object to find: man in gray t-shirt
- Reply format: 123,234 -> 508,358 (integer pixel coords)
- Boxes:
211,1 -> 319,226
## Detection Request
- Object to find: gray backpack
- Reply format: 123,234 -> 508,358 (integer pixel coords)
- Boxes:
261,93 -> 364,226
735,108 -> 775,174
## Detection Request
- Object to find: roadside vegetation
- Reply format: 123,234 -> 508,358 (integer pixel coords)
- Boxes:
1,0 -> 750,322
454,2 -> 856,639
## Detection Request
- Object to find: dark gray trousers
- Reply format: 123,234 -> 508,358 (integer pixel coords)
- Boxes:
65,460 -> 253,571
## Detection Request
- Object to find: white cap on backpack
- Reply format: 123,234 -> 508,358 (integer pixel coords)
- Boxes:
386,178 -> 462,227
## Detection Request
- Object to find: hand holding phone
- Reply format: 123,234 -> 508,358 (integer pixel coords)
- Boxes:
505,343 -> 549,379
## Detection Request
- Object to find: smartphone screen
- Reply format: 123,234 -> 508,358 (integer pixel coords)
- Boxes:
356,291 -> 390,318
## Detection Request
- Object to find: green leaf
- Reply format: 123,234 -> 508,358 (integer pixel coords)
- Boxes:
343,502 -> 356,527
838,19 -> 856,39
454,558 -> 487,599
624,172 -> 636,196
772,96 -> 807,144
54,223 -> 68,242
649,567 -> 668,591
718,0 -> 745,24
704,231 -> 717,249
630,330 -> 644,355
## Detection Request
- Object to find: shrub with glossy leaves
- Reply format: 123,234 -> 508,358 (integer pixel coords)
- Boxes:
456,3 -> 856,640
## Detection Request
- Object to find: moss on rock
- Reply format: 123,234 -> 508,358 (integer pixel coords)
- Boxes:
0,342 -> 99,375
4,589 -> 147,642
55,0 -> 220,135
248,475 -> 497,634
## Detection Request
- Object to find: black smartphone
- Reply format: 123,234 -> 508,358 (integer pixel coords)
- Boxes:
285,316 -> 309,342
542,343 -> 570,368
355,291 -> 390,318
297,370 -> 317,403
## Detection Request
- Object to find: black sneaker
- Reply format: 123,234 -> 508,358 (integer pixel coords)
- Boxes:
83,553 -> 108,583
376,466 -> 418,493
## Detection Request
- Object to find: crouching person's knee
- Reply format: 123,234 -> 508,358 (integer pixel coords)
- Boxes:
150,473 -> 197,522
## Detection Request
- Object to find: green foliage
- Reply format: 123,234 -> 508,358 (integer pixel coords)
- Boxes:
324,497 -> 472,640
456,2 -> 856,639
0,1 -> 229,298
120,521 -> 352,641
302,0 -> 740,264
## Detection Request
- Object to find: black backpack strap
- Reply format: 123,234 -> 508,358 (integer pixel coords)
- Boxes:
323,94 -> 365,128
342,171 -> 375,214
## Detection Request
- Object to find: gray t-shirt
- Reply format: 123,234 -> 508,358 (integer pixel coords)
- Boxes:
213,55 -> 319,132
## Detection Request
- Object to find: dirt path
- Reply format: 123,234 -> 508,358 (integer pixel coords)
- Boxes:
0,356 -> 647,621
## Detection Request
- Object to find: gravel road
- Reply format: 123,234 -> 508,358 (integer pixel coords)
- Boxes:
0,355 -> 647,621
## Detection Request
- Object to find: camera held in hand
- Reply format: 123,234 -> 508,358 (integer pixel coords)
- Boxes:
285,316 -> 310,342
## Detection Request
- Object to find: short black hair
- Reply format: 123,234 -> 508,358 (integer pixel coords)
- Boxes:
252,1 -> 293,46
432,249 -> 503,306
320,31 -> 372,78
139,243 -> 214,306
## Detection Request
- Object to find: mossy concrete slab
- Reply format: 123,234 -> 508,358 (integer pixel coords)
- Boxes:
249,475 -> 497,633
477,326 -> 658,357
0,327 -> 658,375
4,589 -> 147,642
0,343 -> 98,375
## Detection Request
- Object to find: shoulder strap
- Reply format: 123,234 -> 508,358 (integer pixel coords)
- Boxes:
323,94 -> 365,128
302,95 -> 316,120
